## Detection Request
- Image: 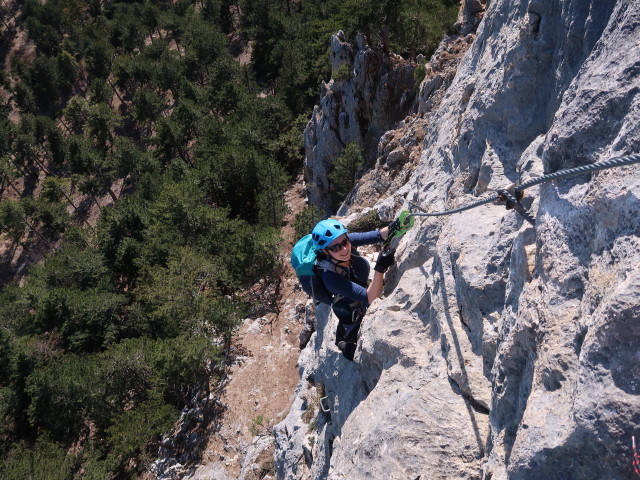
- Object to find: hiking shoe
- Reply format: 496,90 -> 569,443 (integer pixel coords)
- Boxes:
337,341 -> 356,361
299,328 -> 314,349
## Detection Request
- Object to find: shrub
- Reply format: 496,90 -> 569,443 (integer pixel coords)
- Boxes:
257,453 -> 276,478
333,63 -> 351,82
105,394 -> 176,475
413,61 -> 427,88
329,141 -> 363,203
25,353 -> 99,442
249,414 -> 270,437
347,209 -> 387,232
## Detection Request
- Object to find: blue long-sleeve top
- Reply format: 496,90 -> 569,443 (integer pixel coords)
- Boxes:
319,230 -> 384,309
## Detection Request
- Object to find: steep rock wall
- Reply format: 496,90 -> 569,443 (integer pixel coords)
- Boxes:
278,0 -> 640,479
303,31 -> 417,213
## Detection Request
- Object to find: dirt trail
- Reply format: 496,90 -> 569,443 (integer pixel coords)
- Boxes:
191,174 -> 310,478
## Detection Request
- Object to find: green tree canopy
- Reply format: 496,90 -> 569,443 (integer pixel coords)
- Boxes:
0,0 -> 459,476
329,141 -> 364,204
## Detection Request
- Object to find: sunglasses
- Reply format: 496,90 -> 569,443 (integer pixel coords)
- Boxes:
326,236 -> 350,253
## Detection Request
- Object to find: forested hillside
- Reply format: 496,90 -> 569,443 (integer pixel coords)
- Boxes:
0,1 -> 458,478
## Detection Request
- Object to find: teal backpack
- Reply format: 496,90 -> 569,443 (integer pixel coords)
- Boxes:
290,234 -> 335,305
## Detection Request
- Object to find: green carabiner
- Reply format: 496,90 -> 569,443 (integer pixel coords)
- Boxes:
385,210 -> 415,248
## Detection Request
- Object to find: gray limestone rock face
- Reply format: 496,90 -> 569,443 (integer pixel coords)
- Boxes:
280,0 -> 640,479
239,435 -> 275,480
303,33 -> 417,213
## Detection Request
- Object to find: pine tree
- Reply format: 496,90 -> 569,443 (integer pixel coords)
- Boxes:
329,141 -> 363,201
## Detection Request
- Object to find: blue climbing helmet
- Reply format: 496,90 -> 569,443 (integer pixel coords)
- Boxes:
311,219 -> 348,250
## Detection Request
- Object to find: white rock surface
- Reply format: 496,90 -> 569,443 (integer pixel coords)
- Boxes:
278,0 -> 640,479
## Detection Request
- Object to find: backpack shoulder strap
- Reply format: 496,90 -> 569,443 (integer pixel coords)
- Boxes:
315,258 -> 336,273
313,259 -> 348,306
315,258 -> 349,277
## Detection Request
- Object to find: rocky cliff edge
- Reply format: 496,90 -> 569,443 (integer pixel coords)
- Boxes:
276,0 -> 640,479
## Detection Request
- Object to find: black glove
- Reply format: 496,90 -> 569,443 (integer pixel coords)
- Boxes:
388,218 -> 401,236
374,248 -> 395,273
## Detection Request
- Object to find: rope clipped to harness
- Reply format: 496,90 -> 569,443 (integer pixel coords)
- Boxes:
407,153 -> 640,225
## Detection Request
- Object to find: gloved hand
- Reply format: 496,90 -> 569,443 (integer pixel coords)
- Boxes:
374,248 -> 395,273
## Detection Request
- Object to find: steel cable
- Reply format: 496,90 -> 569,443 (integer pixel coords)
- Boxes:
408,195 -> 499,217
408,153 -> 640,220
514,153 -> 640,192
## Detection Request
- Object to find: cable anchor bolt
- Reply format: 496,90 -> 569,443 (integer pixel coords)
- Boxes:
496,185 -> 535,225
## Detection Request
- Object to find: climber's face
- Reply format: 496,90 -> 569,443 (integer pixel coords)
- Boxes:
325,234 -> 351,262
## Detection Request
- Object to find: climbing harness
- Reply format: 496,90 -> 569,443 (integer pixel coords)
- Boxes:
406,153 -> 640,226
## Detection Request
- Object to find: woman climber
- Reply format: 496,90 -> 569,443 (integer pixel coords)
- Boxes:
308,218 -> 396,361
